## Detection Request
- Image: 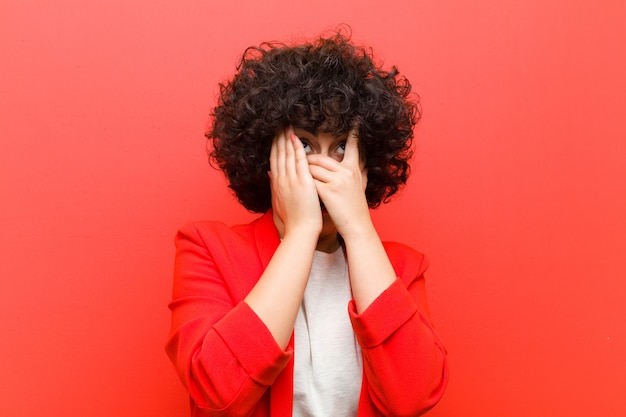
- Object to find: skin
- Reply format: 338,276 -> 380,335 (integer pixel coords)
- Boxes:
244,126 -> 398,349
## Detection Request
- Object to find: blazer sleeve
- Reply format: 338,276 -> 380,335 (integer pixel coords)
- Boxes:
165,222 -> 292,417
348,244 -> 449,417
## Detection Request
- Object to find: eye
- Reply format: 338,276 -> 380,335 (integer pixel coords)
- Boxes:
336,141 -> 346,155
299,138 -> 313,154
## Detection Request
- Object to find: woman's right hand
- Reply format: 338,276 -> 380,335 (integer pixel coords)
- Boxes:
269,127 -> 323,239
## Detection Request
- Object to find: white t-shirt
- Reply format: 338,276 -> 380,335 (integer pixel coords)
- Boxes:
292,248 -> 363,417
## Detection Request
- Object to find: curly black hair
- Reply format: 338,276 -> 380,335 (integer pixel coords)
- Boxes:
207,31 -> 420,213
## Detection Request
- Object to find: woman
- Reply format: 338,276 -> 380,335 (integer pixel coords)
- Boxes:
166,31 -> 448,417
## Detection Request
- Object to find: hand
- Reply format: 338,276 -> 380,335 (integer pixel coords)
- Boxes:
306,129 -> 371,238
269,127 -> 323,238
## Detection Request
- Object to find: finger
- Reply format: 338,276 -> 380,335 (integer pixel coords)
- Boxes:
308,163 -> 336,184
284,128 -> 297,178
342,129 -> 360,166
291,130 -> 311,179
270,134 -> 280,177
306,153 -> 341,172
361,167 -> 368,190
275,129 -> 290,178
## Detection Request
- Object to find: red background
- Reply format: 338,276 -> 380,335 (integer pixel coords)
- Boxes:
2,1 -> 625,416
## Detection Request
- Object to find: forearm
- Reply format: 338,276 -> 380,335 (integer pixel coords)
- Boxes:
342,220 -> 397,314
244,227 -> 318,348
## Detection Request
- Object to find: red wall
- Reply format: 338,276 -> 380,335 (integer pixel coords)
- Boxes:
2,1 -> 625,416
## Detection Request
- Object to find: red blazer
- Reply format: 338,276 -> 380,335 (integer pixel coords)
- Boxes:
165,211 -> 448,417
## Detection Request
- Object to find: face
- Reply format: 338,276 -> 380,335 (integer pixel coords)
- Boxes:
293,128 -> 347,162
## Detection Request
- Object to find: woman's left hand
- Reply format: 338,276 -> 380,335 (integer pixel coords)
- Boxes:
306,130 -> 371,239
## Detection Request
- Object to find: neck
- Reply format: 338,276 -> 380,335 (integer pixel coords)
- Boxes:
316,233 -> 341,253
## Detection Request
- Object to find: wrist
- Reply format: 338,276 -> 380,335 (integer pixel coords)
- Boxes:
338,217 -> 377,244
282,222 -> 321,242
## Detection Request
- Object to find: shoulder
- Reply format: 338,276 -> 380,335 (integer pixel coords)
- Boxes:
176,219 -> 253,251
382,241 -> 430,279
175,211 -> 278,254
177,219 -> 252,242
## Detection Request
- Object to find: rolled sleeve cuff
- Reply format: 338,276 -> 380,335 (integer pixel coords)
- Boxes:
213,302 -> 292,386
349,279 -> 417,348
